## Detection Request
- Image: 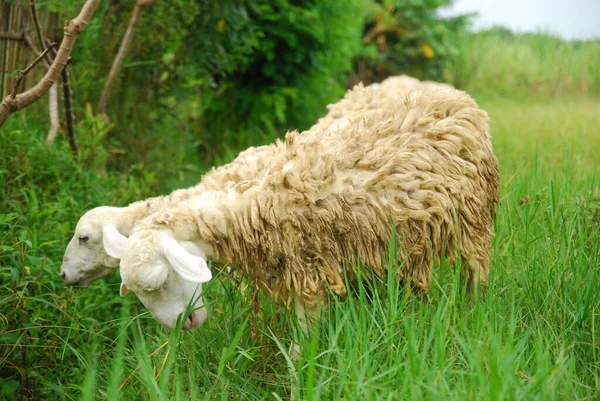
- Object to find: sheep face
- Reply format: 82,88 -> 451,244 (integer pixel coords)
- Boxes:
119,230 -> 212,331
61,207 -> 127,286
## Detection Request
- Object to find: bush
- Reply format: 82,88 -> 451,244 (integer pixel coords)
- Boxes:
22,0 -> 465,175
349,0 -> 468,86
177,0 -> 367,163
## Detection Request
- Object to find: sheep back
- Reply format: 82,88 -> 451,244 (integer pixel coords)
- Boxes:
155,86 -> 499,308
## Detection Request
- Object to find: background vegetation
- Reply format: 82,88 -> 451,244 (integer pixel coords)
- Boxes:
1,0 -> 599,400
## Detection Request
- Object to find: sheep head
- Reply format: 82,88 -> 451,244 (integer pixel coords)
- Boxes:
118,229 -> 212,331
61,206 -> 127,286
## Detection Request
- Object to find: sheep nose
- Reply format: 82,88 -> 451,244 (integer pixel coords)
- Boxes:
60,272 -> 66,280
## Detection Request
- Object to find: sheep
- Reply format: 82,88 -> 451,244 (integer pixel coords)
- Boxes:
111,84 -> 500,334
60,144 -> 277,286
313,75 -> 454,134
60,74 -> 453,287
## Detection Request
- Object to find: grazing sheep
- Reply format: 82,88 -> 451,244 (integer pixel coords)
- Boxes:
59,144 -> 277,286
60,74 -> 452,287
113,85 -> 500,333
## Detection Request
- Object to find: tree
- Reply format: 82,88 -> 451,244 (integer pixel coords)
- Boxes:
0,0 -> 103,127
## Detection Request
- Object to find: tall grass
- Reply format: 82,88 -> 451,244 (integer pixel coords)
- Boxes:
448,30 -> 600,97
2,93 -> 599,400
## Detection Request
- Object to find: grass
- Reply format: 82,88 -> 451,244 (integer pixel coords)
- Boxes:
2,93 -> 598,400
448,30 -> 600,97
1,33 -> 600,400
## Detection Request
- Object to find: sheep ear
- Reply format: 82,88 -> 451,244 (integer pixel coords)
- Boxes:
161,235 -> 212,283
103,223 -> 127,259
120,282 -> 129,297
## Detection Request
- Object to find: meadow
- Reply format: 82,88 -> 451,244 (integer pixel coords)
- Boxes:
1,32 -> 599,400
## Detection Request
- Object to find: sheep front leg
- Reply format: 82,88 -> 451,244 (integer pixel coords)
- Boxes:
289,295 -> 321,400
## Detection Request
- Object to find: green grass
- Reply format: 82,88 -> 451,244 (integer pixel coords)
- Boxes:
448,31 -> 600,97
2,93 -> 598,400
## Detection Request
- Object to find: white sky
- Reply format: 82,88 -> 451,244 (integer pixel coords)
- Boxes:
439,0 -> 600,40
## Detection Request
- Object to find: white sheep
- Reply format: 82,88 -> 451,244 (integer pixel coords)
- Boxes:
60,144 -> 277,286
60,74 -> 453,287
112,84 -> 499,333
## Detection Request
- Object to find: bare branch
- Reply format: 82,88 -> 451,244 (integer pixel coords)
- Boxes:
0,0 -> 102,127
10,43 -> 56,99
61,68 -> 78,153
97,0 -> 156,115
29,1 -> 47,54
46,83 -> 59,144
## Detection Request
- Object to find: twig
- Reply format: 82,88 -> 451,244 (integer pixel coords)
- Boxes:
61,68 -> 78,153
0,0 -> 103,127
28,0 -> 52,65
44,37 -> 72,66
97,0 -> 156,115
10,43 -> 56,99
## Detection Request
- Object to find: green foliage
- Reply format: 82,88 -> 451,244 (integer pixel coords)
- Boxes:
180,0 -> 367,161
350,0 -> 469,85
24,0 -> 466,172
446,29 -> 600,96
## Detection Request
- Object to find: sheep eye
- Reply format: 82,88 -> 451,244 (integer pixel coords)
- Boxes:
78,236 -> 89,244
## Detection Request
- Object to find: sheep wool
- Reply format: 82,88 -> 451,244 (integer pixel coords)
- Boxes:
134,85 -> 499,309
312,75 -> 455,135
62,74 -> 449,287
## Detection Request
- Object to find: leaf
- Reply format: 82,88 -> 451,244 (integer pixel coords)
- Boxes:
421,43 -> 435,59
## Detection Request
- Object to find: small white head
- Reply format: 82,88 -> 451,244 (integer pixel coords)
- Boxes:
116,230 -> 212,331
60,207 -> 128,286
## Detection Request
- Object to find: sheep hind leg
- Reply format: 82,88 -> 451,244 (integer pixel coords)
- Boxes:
288,295 -> 322,401
462,258 -> 486,292
461,243 -> 490,300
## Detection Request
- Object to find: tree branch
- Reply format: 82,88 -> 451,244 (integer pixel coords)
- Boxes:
10,43 -> 56,99
0,0 -> 102,127
97,0 -> 156,115
61,67 -> 78,153
28,0 -> 53,66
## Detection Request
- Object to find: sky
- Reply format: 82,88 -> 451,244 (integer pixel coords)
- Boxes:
438,0 -> 600,40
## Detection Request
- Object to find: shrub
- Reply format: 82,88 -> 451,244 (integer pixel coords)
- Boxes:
176,0 -> 368,163
349,0 -> 469,86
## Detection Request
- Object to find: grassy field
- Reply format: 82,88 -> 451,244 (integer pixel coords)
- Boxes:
1,32 -> 600,400
448,31 -> 600,97
2,94 -> 598,401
